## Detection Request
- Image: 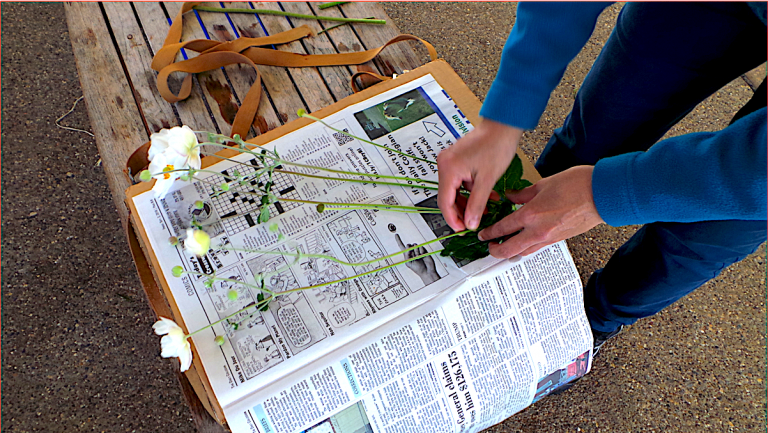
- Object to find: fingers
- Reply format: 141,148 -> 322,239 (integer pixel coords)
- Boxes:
436,169 -> 467,232
487,228 -> 539,259
505,184 -> 537,204
464,175 -> 496,230
478,209 -> 524,242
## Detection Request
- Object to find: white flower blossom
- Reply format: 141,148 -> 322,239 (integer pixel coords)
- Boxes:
147,126 -> 201,199
185,228 -> 211,257
152,317 -> 192,372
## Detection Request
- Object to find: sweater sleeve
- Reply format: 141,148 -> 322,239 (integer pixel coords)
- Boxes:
592,108 -> 768,226
479,2 -> 612,130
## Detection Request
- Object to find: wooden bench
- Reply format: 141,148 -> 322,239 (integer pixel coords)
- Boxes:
64,3 -> 427,431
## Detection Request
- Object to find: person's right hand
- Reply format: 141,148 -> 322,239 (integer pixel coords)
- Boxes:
437,119 -> 523,232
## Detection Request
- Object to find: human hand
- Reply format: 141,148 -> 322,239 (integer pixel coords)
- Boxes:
437,119 -> 523,232
396,234 -> 439,284
478,166 -> 604,258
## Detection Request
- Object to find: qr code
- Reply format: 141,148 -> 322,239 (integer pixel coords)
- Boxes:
381,195 -> 399,206
333,129 -> 354,146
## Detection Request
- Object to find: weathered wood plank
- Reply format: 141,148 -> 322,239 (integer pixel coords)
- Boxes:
221,2 -> 308,124
280,1 -> 356,101
132,1 -> 221,135
102,2 -> 180,133
192,3 -> 283,136
64,1 -> 148,224
305,1 -> 384,85
251,1 -> 336,112
340,2 -> 426,75
163,2 -> 239,138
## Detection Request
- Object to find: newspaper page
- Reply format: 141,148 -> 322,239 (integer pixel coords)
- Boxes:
131,74 -> 501,407
224,241 -> 593,433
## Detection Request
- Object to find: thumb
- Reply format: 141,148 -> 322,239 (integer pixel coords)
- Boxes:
505,184 -> 538,204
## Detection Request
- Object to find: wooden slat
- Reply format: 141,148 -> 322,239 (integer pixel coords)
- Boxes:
217,2 -> 306,125
278,2 -> 356,101
251,1 -> 336,112
64,2 -> 148,225
163,2 -> 240,138
102,2 -> 180,133
341,2 -> 426,76
306,1 -> 384,84
132,1 -> 221,134
191,3 -> 283,136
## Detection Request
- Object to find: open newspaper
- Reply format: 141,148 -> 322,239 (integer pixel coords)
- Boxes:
130,74 -> 593,433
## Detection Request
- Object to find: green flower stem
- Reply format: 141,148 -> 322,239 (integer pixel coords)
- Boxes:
223,230 -> 469,268
318,1 -> 349,10
181,271 -> 275,296
192,171 -> 442,213
318,18 -> 374,35
281,250 -> 441,295
196,143 -> 438,186
274,169 -> 439,191
146,167 -> 236,181
195,175 -> 438,213
182,249 -> 441,340
233,191 -> 440,213
192,5 -> 385,25
300,113 -> 437,165
268,157 -> 438,186
185,295 -> 273,339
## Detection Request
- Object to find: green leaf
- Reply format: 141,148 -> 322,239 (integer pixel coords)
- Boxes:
440,232 -> 490,261
259,204 -> 271,224
493,155 -> 525,197
440,199 -> 516,262
256,293 -> 269,312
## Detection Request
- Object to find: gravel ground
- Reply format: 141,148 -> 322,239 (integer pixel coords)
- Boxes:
2,2 -> 766,433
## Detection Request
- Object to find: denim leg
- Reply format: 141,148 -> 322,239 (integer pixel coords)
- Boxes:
584,220 -> 767,333
535,2 -> 767,177
532,3 -> 767,333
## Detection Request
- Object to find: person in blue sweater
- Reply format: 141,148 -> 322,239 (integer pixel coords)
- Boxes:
437,2 -> 767,351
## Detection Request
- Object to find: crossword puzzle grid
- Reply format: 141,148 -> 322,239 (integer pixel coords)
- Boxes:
208,158 -> 302,236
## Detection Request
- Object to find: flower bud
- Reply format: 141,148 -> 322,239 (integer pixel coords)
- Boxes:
172,266 -> 184,277
194,200 -> 204,210
214,336 -> 225,346
297,108 -> 307,117
139,170 -> 152,182
185,229 -> 211,257
227,290 -> 238,301
316,203 -> 325,213
220,183 -> 230,192
168,236 -> 179,246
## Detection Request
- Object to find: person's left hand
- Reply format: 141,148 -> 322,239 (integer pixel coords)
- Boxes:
478,166 -> 604,258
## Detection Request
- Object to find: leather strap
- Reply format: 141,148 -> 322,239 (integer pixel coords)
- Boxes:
350,71 -> 391,93
126,2 -> 437,181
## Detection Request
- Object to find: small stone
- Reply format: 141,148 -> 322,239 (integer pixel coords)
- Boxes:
28,212 -> 38,217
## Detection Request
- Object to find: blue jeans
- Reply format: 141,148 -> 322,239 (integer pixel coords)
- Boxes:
534,3 -> 767,333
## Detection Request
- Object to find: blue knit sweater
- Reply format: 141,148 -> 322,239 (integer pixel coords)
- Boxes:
479,3 -> 767,226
